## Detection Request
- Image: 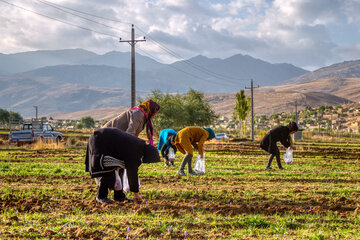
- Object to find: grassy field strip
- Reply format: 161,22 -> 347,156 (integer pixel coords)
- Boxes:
1,141 -> 360,239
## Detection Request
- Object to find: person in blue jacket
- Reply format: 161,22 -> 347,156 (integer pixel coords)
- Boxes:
157,128 -> 177,166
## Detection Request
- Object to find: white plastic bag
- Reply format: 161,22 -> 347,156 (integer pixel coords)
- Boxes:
114,169 -> 122,191
122,169 -> 141,193
283,148 -> 293,164
194,153 -> 205,174
168,148 -> 175,161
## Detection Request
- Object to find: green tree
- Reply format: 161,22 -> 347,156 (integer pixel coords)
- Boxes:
0,108 -> 10,124
232,90 -> 251,137
0,108 -> 23,124
140,89 -> 217,132
183,89 -> 217,126
78,116 -> 95,129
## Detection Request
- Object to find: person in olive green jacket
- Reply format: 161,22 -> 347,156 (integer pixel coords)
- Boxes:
175,126 -> 215,176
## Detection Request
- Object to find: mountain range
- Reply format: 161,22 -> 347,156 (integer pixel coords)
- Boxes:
0,49 -> 359,118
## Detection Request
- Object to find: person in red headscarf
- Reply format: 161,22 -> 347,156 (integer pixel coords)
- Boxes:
103,99 -> 160,145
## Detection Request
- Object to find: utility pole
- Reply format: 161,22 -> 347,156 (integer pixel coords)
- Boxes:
295,100 -> 298,123
245,79 -> 259,141
34,106 -> 38,120
120,24 -> 146,108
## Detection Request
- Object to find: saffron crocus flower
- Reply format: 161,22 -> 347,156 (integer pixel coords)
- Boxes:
184,231 -> 187,237
127,226 -> 130,233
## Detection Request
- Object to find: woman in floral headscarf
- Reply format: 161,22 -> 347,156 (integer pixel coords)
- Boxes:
260,121 -> 298,170
103,99 -> 160,145
100,99 -> 160,201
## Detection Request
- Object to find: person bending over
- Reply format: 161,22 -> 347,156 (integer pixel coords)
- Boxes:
260,121 -> 298,170
175,126 -> 215,176
157,128 -> 177,166
102,99 -> 160,200
85,128 -> 160,204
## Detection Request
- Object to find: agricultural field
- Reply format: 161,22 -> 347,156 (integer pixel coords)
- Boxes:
0,138 -> 360,239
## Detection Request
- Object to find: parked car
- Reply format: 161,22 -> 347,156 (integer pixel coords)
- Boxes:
9,121 -> 63,145
215,133 -> 229,141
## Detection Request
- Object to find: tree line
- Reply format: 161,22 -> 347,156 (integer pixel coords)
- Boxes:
0,108 -> 23,125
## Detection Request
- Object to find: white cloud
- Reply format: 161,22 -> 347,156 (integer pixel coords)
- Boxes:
0,0 -> 360,70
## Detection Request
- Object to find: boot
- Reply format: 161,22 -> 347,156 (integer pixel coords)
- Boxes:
187,155 -> 197,175
275,153 -> 283,169
266,154 -> 274,170
96,197 -> 113,204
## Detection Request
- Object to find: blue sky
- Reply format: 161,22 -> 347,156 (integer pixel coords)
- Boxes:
1,0 -> 360,70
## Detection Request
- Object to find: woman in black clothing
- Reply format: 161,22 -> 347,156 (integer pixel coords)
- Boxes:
260,121 -> 298,170
85,128 -> 160,204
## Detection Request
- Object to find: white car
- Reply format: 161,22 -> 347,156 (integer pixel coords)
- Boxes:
215,133 -> 229,140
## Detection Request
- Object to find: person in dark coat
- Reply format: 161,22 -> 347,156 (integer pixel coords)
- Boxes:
101,99 -> 160,201
157,128 -> 177,166
260,121 -> 298,170
85,128 -> 160,204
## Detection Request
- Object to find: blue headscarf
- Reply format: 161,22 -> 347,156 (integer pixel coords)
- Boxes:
203,128 -> 215,140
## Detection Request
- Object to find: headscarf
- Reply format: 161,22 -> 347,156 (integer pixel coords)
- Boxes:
203,127 -> 215,140
287,121 -> 298,132
142,144 -> 161,163
132,99 -> 160,145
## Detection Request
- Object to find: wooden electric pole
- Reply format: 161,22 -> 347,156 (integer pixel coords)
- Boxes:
120,25 -> 146,108
34,106 -> 38,120
245,79 -> 259,141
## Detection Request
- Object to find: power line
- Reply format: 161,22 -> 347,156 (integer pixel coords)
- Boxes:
3,0 -> 252,86
0,0 -> 120,39
135,26 -> 250,83
35,0 -> 131,35
36,0 -> 132,25
136,48 -> 236,87
31,0 -> 250,83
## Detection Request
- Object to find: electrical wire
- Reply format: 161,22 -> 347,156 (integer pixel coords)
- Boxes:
35,0 -> 131,35
2,0 -> 252,85
36,0 -> 132,25
29,0 -> 251,83
136,48 -> 236,87
135,26 -> 250,83
0,0 -> 120,39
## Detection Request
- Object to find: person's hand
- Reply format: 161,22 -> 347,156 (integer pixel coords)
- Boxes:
134,193 -> 142,204
200,154 -> 203,159
290,145 -> 296,150
164,158 -> 169,166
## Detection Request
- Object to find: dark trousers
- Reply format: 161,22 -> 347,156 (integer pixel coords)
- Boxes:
179,153 -> 193,173
266,147 -> 282,169
97,169 -> 126,200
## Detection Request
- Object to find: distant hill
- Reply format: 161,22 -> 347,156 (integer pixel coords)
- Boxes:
0,76 -> 147,117
44,106 -> 129,121
0,49 -> 308,90
206,77 -> 358,118
206,91 -> 352,118
48,89 -> 352,120
289,60 -> 360,83
6,48 -> 360,118
41,77 -> 355,120
261,78 -> 360,103
0,49 -> 97,75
